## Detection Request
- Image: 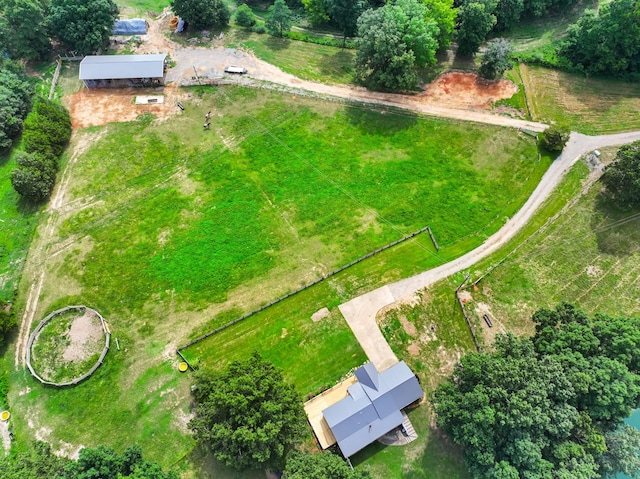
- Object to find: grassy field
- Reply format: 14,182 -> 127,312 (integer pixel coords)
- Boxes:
223,29 -> 355,84
465,149 -> 640,336
0,149 -> 41,303
520,64 -> 640,134
372,158 -> 594,477
7,85 -> 545,477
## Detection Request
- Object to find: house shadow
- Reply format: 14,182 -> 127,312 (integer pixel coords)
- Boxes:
590,193 -> 640,257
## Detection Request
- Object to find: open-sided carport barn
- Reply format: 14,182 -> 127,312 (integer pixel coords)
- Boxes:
79,54 -> 167,88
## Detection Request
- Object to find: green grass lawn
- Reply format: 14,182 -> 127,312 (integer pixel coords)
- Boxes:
223,29 -> 355,84
0,150 -> 41,302
520,64 -> 640,134
467,159 -> 640,336
115,0 -> 169,14
9,85 -> 545,477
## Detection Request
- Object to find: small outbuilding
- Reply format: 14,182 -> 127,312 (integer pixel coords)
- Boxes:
79,54 -> 167,88
317,361 -> 423,458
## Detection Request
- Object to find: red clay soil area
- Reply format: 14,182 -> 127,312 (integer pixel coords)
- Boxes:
64,87 -> 180,129
421,72 -> 518,109
64,71 -> 517,129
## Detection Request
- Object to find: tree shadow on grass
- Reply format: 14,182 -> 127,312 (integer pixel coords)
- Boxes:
591,193 -> 640,257
187,444 -> 265,479
404,426 -> 470,479
318,49 -> 354,80
262,36 -> 291,52
344,104 -> 418,137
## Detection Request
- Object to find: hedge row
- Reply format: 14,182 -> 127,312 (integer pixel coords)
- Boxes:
11,98 -> 71,202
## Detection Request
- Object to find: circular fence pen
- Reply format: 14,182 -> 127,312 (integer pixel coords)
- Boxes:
26,305 -> 111,387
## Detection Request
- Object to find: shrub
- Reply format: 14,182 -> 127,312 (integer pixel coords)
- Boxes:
478,39 -> 513,80
22,98 -> 72,158
11,164 -> 56,202
234,4 -> 256,27
252,24 -> 266,33
539,126 -> 570,152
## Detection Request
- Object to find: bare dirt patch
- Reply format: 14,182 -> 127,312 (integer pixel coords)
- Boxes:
420,72 -> 518,109
62,310 -> 103,362
64,87 -> 180,129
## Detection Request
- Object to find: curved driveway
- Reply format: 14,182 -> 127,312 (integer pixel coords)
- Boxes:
339,131 -> 640,372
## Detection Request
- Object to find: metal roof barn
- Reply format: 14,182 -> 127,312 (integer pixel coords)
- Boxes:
79,54 -> 167,87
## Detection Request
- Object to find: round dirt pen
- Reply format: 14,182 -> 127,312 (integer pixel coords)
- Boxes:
26,305 -> 110,387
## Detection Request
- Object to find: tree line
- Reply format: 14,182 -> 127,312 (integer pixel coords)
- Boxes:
0,0 -> 120,59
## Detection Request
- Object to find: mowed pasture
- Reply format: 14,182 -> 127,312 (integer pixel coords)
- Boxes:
10,86 -> 545,474
520,64 -> 640,134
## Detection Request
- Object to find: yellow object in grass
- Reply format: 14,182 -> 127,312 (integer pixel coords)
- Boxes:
178,362 -> 188,372
0,411 -> 10,421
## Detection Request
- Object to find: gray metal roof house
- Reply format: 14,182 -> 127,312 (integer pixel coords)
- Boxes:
322,361 -> 423,458
79,54 -> 167,88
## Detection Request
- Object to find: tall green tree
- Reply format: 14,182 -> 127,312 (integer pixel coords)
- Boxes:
2,0 -> 51,60
170,0 -> 230,30
189,352 -> 306,471
283,451 -> 371,479
266,0 -> 293,37
355,0 -> 439,91
493,0 -> 523,31
422,0 -> 457,49
599,424 -> 640,478
329,0 -> 367,47
600,141 -> 640,210
48,0 -> 119,55
456,0 -> 497,56
539,125 -> 569,152
432,304 -> 640,479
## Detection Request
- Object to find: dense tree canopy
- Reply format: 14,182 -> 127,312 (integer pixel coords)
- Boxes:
329,0 -> 367,46
1,0 -> 51,60
189,352 -> 306,471
171,0 -> 230,30
266,0 -> 293,37
0,443 -> 176,479
560,0 -> 640,78
48,0 -> 119,55
432,304 -> 640,479
456,0 -> 497,56
355,0 -> 439,91
282,451 -> 371,479
601,141 -> 640,211
0,59 -> 34,151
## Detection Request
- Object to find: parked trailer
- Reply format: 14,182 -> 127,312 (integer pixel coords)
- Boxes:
224,66 -> 247,74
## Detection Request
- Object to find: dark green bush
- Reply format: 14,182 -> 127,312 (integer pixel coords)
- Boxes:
235,4 -> 256,27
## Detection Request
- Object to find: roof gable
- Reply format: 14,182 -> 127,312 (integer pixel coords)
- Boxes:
322,361 -> 423,457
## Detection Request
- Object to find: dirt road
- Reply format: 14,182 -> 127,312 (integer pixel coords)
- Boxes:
339,131 -> 640,372
71,13 -> 547,132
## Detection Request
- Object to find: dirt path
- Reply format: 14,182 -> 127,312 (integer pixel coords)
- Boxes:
66,14 -> 546,132
14,132 -> 103,368
339,131 -> 640,372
